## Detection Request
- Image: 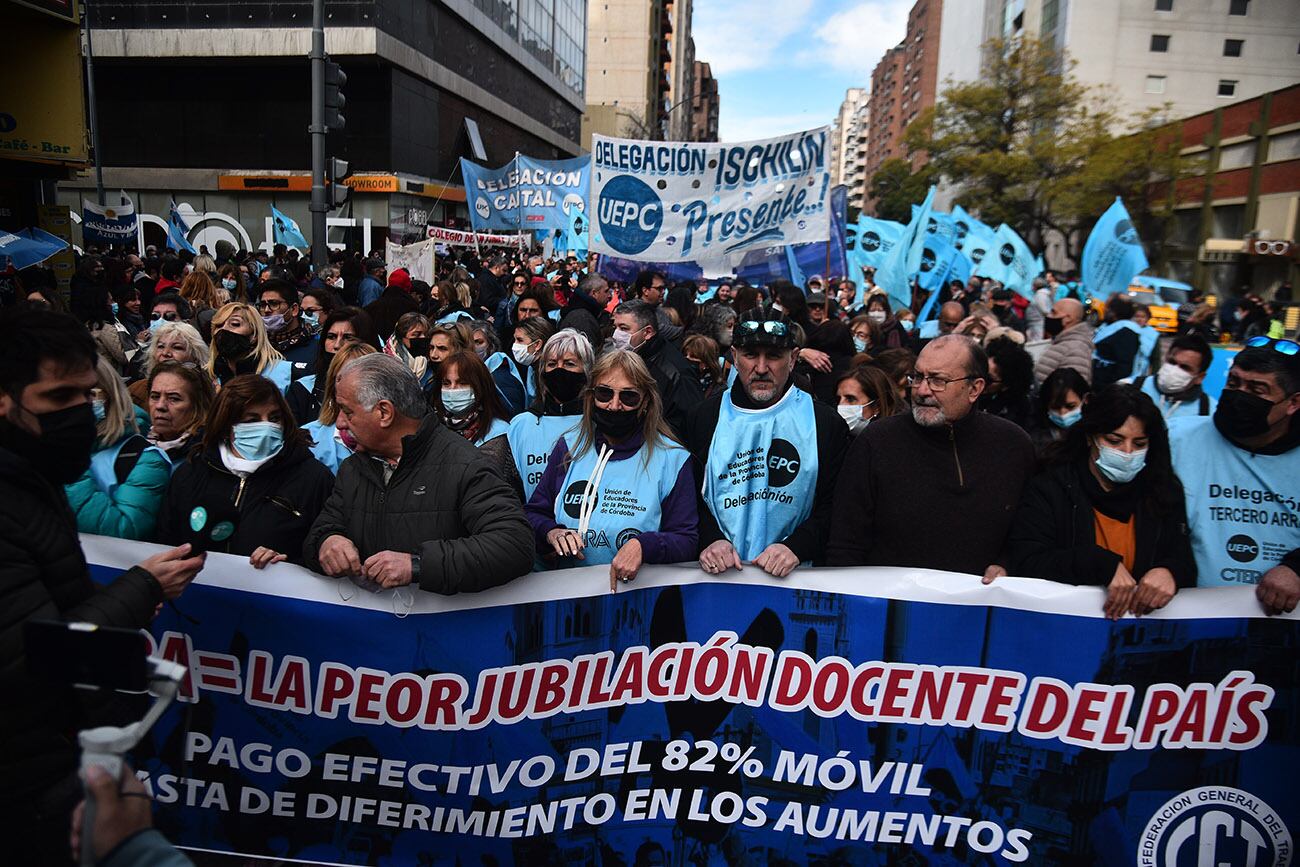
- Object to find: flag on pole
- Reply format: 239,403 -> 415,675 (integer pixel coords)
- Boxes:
915,233 -> 972,323
564,205 -> 589,257
952,207 -> 1000,270
167,200 -> 197,254
270,205 -> 310,250
1081,197 -> 1149,301
974,224 -> 1037,300
874,185 -> 935,310
80,191 -> 138,248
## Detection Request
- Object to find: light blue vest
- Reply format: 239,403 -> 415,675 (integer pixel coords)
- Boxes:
1169,416 -> 1300,588
302,420 -> 353,474
486,352 -> 525,406
508,412 -> 581,501
89,436 -> 166,494
703,386 -> 819,560
436,310 -> 474,325
1093,320 -> 1157,379
1136,375 -> 1215,421
263,359 -> 294,393
474,417 -> 510,447
551,437 -> 690,566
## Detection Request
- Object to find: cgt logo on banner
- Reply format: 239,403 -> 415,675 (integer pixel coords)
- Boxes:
1138,786 -> 1291,867
590,128 -> 832,263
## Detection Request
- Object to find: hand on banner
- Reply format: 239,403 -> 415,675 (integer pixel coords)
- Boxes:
753,543 -> 799,579
981,564 -> 1007,585
547,527 -> 585,560
1103,563 -> 1138,620
1132,568 -> 1176,616
250,547 -> 288,570
138,543 -> 206,600
798,348 -> 833,373
699,539 -> 743,575
71,764 -> 152,864
1256,564 -> 1300,615
318,534 -> 362,577
609,538 -> 644,592
363,551 -> 414,588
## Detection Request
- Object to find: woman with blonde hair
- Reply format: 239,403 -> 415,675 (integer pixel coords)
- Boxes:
180,269 -> 223,338
507,327 -> 590,501
525,349 -> 697,588
64,357 -> 172,540
207,301 -> 293,391
428,321 -> 473,366
302,340 -> 377,473
128,320 -> 210,409
145,361 -> 215,464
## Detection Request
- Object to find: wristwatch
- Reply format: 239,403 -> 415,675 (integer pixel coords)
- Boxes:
410,553 -> 422,582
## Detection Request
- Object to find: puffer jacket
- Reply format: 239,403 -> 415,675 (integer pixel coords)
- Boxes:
303,415 -> 534,593
1033,322 -> 1095,385
0,446 -> 164,808
64,432 -> 171,540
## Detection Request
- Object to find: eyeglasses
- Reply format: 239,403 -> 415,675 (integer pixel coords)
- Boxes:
1246,336 -> 1299,356
302,306 -> 324,317
591,385 -> 643,408
256,298 -> 288,311
737,320 -> 790,337
905,372 -> 976,392
150,312 -> 179,322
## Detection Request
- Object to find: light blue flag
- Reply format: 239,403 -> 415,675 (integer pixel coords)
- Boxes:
564,204 -> 589,257
271,205 -> 309,250
915,233 -> 972,322
1082,197 -> 1149,301
953,206 -> 999,270
974,224 -> 1035,300
167,200 -> 197,254
875,185 -> 935,310
851,216 -> 905,274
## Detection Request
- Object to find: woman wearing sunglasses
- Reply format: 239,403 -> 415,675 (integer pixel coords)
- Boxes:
525,350 -> 697,589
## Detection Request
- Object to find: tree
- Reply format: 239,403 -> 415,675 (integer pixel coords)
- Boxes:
904,38 -> 1113,249
867,158 -> 936,223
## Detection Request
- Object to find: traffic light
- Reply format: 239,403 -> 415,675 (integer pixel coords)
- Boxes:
327,157 -> 350,210
324,58 -> 347,131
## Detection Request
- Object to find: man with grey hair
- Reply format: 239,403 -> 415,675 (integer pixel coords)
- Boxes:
303,354 -> 533,593
827,335 -> 1034,578
612,299 -> 703,436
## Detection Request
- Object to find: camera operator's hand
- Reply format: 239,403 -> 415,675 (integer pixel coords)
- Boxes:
71,764 -> 152,863
137,544 -> 207,600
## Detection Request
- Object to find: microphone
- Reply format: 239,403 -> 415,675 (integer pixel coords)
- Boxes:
185,501 -> 239,553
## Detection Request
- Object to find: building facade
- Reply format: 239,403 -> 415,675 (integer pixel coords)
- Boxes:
56,0 -> 586,252
665,0 -> 695,141
689,61 -> 720,142
582,0 -> 673,146
831,88 -> 870,212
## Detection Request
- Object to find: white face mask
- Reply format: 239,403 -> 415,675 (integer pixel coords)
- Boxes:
1155,362 -> 1196,395
610,328 -> 634,350
836,403 -> 870,433
867,310 -> 887,324
512,342 -> 538,365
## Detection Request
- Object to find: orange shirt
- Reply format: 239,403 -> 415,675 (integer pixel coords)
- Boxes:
1093,510 -> 1137,572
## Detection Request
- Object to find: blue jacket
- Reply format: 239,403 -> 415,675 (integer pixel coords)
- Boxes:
103,829 -> 192,867
64,431 -> 171,540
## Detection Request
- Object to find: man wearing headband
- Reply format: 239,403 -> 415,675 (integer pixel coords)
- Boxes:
683,309 -> 849,578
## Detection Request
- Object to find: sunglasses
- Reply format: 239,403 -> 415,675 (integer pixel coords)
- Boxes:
591,385 -> 643,408
1246,336 -> 1299,356
150,312 -> 180,322
737,320 -> 790,337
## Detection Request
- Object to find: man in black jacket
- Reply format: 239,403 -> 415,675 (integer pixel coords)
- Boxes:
613,299 -> 704,437
827,334 -> 1035,577
304,354 -> 533,592
684,309 -> 849,578
0,308 -> 205,863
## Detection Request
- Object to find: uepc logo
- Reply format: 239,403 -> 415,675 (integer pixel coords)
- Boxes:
597,175 -> 662,255
861,231 -> 882,252
1226,533 -> 1259,563
999,243 -> 1015,266
561,481 -> 594,520
767,439 -> 802,488
1138,787 -> 1290,867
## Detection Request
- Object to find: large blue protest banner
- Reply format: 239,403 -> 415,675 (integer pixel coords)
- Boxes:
590,129 -> 831,263
734,185 -> 849,288
1083,197 -> 1150,301
82,535 -> 1297,867
461,155 -> 591,233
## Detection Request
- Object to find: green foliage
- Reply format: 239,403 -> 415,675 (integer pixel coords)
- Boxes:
867,158 -> 936,224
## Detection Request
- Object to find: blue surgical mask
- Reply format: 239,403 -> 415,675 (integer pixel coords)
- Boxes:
899,319 -> 914,332
301,312 -> 320,330
92,399 -> 106,421
533,264 -> 544,275
1049,408 -> 1081,429
1094,443 -> 1147,484
441,387 -> 476,414
231,421 -> 284,461
222,277 -> 238,291
111,302 -> 119,316
853,336 -> 868,353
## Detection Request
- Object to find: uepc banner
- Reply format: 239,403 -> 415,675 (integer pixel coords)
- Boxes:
590,128 -> 832,263
460,155 -> 590,233
83,536 -> 1296,866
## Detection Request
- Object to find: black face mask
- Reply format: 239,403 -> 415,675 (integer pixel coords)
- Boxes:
1044,316 -> 1064,338
543,368 -> 587,404
1214,388 -> 1282,441
593,407 -> 641,441
407,337 -> 432,358
214,329 -> 253,361
0,402 -> 97,485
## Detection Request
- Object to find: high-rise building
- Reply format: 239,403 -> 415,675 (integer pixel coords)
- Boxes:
666,0 -> 696,141
583,0 -> 675,146
56,0 -> 587,251
831,88 -> 870,212
689,61 -> 720,142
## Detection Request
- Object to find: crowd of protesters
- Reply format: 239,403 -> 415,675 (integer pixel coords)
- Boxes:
1,238 -> 1298,864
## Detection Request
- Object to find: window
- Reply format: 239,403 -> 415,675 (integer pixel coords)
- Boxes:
1218,79 -> 1237,97
1151,34 -> 1170,52
1224,38 -> 1243,56
1146,75 -> 1167,94
1154,0 -> 1172,9
1229,0 -> 1248,14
